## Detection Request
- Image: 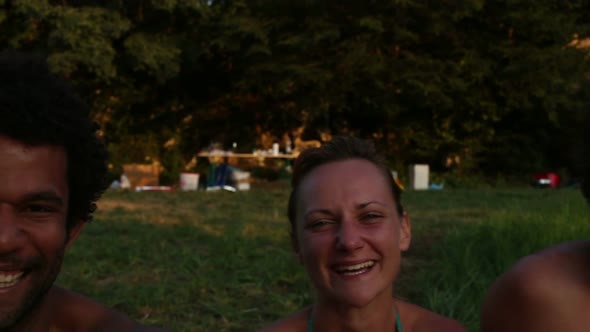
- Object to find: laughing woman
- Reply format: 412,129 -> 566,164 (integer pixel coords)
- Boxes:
263,136 -> 466,332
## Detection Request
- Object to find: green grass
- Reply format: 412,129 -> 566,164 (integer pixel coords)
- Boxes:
57,186 -> 589,331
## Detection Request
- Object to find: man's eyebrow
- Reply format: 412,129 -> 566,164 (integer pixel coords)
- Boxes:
21,191 -> 65,205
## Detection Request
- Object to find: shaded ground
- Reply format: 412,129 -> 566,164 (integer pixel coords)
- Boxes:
59,188 -> 589,331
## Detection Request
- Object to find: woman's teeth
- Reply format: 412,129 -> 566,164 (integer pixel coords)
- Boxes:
335,261 -> 375,275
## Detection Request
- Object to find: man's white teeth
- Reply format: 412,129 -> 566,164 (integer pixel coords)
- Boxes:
0,272 -> 24,288
335,261 -> 375,273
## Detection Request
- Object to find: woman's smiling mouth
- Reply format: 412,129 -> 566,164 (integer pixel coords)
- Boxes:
333,261 -> 376,276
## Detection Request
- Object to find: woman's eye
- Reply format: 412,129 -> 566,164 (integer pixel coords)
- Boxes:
362,213 -> 383,221
24,205 -> 54,213
309,220 -> 332,229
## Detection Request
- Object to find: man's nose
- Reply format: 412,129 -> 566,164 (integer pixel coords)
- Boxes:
0,205 -> 25,254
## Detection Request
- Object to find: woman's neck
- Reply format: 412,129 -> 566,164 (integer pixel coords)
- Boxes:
312,293 -> 397,332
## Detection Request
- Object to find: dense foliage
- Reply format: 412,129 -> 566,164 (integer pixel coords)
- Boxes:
1,0 -> 589,181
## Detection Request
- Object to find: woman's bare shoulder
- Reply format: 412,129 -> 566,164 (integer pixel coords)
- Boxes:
260,307 -> 310,332
396,300 -> 467,332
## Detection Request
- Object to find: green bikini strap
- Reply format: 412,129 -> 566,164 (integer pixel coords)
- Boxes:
395,311 -> 403,332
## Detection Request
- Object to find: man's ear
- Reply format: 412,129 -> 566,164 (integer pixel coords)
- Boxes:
65,221 -> 85,250
399,212 -> 411,252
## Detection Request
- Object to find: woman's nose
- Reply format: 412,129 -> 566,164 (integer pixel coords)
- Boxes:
335,220 -> 364,252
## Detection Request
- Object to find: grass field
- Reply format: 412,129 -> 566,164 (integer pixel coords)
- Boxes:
57,185 -> 589,331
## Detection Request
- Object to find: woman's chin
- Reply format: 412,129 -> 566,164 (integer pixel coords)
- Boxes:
322,289 -> 382,309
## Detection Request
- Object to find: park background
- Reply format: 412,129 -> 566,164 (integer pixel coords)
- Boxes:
2,1 -> 589,331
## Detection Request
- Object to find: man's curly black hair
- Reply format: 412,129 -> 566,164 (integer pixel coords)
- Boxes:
0,52 -> 108,229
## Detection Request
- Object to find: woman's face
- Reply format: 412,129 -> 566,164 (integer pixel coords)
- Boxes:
294,159 -> 411,307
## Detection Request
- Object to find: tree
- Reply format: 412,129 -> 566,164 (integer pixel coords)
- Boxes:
2,0 -> 588,182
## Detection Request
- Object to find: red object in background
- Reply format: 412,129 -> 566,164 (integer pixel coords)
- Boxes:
547,173 -> 560,188
533,173 -> 560,188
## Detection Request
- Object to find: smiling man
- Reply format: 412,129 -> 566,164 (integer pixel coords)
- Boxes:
0,53 -> 163,332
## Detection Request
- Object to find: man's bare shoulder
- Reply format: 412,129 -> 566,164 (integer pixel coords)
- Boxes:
49,287 -> 167,332
259,307 -> 309,332
486,240 -> 589,305
396,300 -> 467,332
481,241 -> 590,332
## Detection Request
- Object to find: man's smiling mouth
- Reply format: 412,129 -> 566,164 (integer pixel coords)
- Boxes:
0,272 -> 25,289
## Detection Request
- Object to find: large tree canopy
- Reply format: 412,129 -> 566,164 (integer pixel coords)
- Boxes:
1,0 -> 588,182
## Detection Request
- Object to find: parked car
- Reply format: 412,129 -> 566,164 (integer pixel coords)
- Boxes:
532,173 -> 560,188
